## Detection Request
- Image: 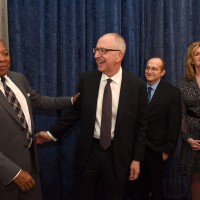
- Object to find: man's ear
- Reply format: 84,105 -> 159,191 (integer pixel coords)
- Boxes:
161,69 -> 166,77
116,51 -> 124,63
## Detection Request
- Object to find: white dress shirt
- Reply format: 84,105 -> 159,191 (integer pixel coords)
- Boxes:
94,67 -> 122,139
48,67 -> 122,141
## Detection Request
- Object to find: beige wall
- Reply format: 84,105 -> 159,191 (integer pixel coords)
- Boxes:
0,0 -> 8,46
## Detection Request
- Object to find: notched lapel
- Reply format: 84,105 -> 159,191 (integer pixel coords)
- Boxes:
0,91 -> 24,127
8,73 -> 28,100
149,81 -> 165,105
6,72 -> 33,128
89,73 -> 102,121
8,72 -> 32,113
115,73 -> 130,131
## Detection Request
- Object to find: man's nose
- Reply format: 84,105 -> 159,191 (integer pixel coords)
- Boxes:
94,50 -> 101,58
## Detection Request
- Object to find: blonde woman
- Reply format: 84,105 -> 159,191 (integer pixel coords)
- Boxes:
180,41 -> 200,200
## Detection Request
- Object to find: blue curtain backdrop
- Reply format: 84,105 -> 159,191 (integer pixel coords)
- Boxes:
7,0 -> 200,199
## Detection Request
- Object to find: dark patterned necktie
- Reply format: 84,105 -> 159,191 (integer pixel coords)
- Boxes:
1,77 -> 32,147
147,86 -> 152,103
100,79 -> 112,150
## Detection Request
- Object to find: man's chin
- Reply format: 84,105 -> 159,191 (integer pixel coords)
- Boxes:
0,69 -> 8,77
146,78 -> 154,82
97,65 -> 105,72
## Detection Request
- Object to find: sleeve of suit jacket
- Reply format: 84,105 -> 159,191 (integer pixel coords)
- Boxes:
0,153 -> 21,185
20,74 -> 72,110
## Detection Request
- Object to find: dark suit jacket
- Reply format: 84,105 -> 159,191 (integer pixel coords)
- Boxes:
0,71 -> 72,186
146,80 -> 182,155
49,70 -> 148,182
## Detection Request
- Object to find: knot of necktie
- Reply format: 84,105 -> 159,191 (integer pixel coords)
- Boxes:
1,76 -> 6,83
107,78 -> 112,85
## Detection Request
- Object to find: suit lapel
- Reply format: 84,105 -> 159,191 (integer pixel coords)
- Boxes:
0,72 -> 33,129
149,80 -> 165,105
0,89 -> 23,127
90,72 -> 102,124
8,72 -> 30,102
115,71 -> 130,132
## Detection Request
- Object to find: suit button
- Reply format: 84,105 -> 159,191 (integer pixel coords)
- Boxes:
24,144 -> 28,148
21,127 -> 25,131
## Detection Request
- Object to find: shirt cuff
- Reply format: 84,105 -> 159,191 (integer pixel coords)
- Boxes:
9,169 -> 22,184
71,97 -> 73,105
47,131 -> 58,142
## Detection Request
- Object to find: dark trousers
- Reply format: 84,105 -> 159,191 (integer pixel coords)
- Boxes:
0,145 -> 43,200
75,140 -> 126,200
132,148 -> 166,200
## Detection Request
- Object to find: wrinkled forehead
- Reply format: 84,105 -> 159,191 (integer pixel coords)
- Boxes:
146,58 -> 164,70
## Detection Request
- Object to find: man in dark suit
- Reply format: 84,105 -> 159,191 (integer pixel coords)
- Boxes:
132,57 -> 182,200
0,39 -> 78,200
36,33 -> 148,200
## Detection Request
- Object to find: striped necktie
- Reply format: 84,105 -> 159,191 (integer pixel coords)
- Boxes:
1,77 -> 32,147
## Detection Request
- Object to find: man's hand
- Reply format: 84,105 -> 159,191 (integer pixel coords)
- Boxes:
14,170 -> 35,192
35,131 -> 52,144
72,93 -> 80,105
162,152 -> 169,161
129,160 -> 140,181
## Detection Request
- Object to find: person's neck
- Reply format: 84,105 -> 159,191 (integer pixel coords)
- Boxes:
105,67 -> 120,78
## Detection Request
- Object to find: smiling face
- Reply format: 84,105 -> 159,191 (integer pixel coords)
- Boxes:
145,58 -> 166,86
0,40 -> 10,77
94,34 -> 124,77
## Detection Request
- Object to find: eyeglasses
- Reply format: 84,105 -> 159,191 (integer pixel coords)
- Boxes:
93,48 -> 120,55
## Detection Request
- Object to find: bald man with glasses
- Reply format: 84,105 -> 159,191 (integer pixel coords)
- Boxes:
36,33 -> 148,200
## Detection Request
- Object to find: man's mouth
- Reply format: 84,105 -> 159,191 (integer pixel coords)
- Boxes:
96,60 -> 105,64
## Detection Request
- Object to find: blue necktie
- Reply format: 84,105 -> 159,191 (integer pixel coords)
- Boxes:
147,87 -> 152,103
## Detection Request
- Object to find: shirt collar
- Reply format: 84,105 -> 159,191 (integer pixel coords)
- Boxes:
147,79 -> 160,91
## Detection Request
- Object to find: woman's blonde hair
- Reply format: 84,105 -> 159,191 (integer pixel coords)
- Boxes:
185,41 -> 200,79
